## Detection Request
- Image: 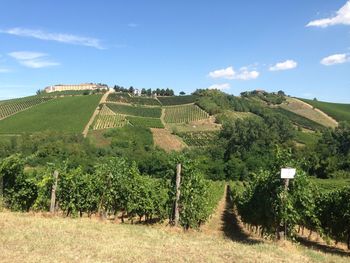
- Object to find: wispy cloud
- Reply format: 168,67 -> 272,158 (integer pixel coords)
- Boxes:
1,27 -> 104,49
208,66 -> 259,80
320,53 -> 350,65
269,60 -> 298,71
128,23 -> 138,28
8,51 -> 60,69
0,68 -> 11,73
306,1 -> 350,27
207,83 -> 231,90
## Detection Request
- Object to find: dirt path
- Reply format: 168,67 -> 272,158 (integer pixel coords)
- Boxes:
82,91 -> 110,137
202,185 -> 261,244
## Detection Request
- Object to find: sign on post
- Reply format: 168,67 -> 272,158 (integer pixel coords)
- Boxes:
280,168 -> 296,179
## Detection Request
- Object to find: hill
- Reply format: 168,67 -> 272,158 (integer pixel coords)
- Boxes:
0,95 -> 102,134
299,98 -> 350,122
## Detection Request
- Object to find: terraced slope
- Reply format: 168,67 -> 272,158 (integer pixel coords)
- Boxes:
299,98 -> 350,122
0,95 -> 102,134
106,93 -> 160,106
280,97 -> 337,127
157,95 -> 197,106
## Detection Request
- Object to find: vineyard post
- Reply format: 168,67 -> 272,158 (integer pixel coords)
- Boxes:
174,163 -> 182,226
280,168 -> 296,240
50,170 -> 59,214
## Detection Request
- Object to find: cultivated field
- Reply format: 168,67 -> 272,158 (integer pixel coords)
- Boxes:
0,212 -> 348,263
282,98 -> 338,127
157,95 -> 198,106
93,104 -> 127,130
0,95 -> 102,134
127,116 -> 164,128
299,98 -> 350,122
0,96 -> 53,120
164,104 -> 209,123
177,131 -> 218,147
107,103 -> 162,118
151,128 -> 186,151
106,93 -> 161,106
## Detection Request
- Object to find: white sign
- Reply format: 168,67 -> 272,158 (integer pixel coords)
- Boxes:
281,168 -> 296,179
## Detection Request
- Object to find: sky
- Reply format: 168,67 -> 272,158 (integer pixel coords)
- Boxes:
0,0 -> 350,102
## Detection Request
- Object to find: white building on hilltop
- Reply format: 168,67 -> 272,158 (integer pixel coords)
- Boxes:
44,83 -> 108,93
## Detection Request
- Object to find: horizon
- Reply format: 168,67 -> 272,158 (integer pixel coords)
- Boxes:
1,0 -> 350,103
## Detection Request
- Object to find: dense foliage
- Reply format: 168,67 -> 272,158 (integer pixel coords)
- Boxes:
107,103 -> 162,118
157,95 -> 197,106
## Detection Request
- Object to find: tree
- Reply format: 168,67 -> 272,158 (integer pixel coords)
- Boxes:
179,91 -> 186,96
129,86 -> 135,94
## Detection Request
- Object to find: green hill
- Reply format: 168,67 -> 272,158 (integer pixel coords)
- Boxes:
299,98 -> 350,122
0,95 -> 102,134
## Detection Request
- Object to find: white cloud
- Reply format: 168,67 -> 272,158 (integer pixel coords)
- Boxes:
0,68 -> 11,73
8,51 -> 60,69
306,1 -> 350,27
0,27 -> 104,49
320,53 -> 350,65
207,83 -> 231,90
208,66 -> 259,80
269,60 -> 298,71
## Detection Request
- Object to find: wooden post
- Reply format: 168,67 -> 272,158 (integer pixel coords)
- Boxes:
174,163 -> 181,226
50,170 -> 59,214
283,178 -> 290,240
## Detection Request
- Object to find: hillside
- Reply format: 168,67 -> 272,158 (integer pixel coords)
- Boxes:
0,95 -> 102,134
299,98 -> 350,122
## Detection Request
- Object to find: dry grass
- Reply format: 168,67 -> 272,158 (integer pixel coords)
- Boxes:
281,98 -> 337,128
1,212 -> 349,263
151,128 -> 186,152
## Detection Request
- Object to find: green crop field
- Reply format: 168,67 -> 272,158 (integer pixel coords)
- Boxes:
107,103 -> 162,118
0,96 -> 53,120
164,104 -> 209,123
126,116 -> 164,128
157,95 -> 197,106
310,178 -> 350,192
41,90 -> 104,97
106,93 -> 161,106
0,95 -> 102,134
299,98 -> 350,122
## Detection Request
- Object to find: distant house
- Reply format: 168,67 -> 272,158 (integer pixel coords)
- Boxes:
44,83 -> 108,93
133,89 -> 141,96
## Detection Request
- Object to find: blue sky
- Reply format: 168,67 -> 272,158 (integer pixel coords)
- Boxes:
0,0 -> 350,102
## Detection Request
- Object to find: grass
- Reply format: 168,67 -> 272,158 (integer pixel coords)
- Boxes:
281,97 -> 337,128
0,95 -> 102,134
295,131 -> 320,146
107,93 -> 161,106
311,178 -> 350,192
126,116 -> 164,128
1,212 -> 349,263
299,98 -> 350,122
276,108 -> 325,131
107,103 -> 162,118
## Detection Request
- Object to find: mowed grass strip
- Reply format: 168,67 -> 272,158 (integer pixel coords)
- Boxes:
299,98 -> 350,122
0,95 -> 102,134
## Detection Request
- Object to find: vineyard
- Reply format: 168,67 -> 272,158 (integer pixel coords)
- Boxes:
1,155 -> 225,230
93,105 -> 127,130
0,96 -> 53,120
164,104 -> 209,123
126,116 -> 164,128
229,163 -> 350,249
41,90 -> 104,97
106,93 -> 161,106
107,103 -> 162,118
177,131 -> 218,146
157,95 -> 198,106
